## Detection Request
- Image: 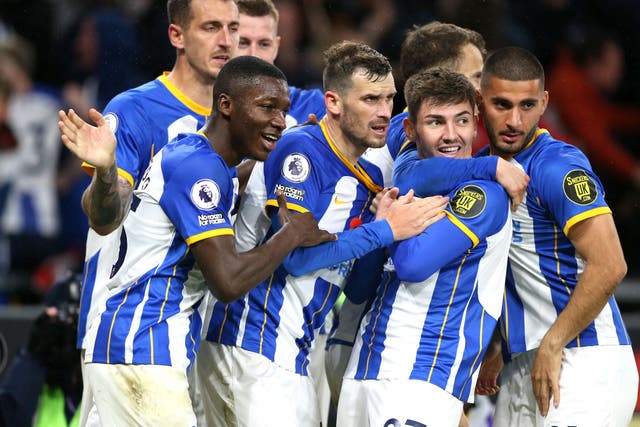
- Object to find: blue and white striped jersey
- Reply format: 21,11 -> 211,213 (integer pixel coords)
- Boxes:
206,121 -> 396,375
82,133 -> 237,373
345,179 -> 511,403
500,129 -> 631,357
78,75 -> 211,350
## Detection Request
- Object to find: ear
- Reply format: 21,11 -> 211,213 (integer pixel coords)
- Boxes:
541,90 -> 549,115
403,117 -> 416,142
217,93 -> 233,118
168,23 -> 184,49
324,90 -> 341,115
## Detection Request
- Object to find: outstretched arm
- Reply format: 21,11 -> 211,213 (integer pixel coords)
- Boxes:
531,213 -> 626,416
192,192 -> 336,303
58,108 -> 132,235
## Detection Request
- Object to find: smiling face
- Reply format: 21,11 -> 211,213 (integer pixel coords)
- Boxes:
231,76 -> 290,161
237,13 -> 280,64
405,100 -> 476,160
336,71 -> 396,151
480,76 -> 548,157
174,0 -> 240,81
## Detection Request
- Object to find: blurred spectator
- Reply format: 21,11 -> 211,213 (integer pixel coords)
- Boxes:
0,35 -> 63,300
61,9 -> 145,115
547,26 -> 640,187
0,272 -> 82,427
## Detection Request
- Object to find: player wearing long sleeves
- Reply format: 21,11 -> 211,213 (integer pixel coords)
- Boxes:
338,69 -> 512,427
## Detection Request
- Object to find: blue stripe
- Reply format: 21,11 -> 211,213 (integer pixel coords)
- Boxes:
240,270 -> 287,360
501,263 -> 525,356
208,298 -> 244,344
77,250 -> 100,349
186,298 -> 203,371
355,271 -> 397,379
295,278 -> 342,374
609,298 -> 631,345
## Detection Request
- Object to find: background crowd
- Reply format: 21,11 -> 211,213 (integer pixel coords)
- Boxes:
0,0 -> 638,307
0,0 -> 638,329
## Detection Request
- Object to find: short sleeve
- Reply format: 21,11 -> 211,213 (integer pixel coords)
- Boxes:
534,146 -> 611,235
158,150 -> 235,245
263,132 -> 322,213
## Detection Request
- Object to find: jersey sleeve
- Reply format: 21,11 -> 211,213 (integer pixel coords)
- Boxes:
386,112 -> 410,160
392,147 -> 499,197
158,150 -> 234,246
270,215 -> 394,276
263,132 -> 322,213
535,146 -> 611,235
391,180 -> 510,282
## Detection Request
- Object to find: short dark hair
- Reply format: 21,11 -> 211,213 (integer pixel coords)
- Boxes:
167,0 -> 236,27
213,55 -> 287,110
481,46 -> 545,88
404,68 -> 476,123
400,21 -> 486,81
322,41 -> 392,95
237,0 -> 278,24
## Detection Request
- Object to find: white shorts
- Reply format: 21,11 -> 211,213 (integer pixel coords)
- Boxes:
337,378 -> 463,427
78,352 -> 101,427
494,345 -> 638,427
84,362 -> 195,427
192,342 -> 320,427
309,332 -> 330,427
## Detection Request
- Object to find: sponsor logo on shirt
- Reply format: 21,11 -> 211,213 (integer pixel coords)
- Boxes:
282,153 -> 310,183
275,183 -> 305,201
198,213 -> 225,226
563,169 -> 597,205
190,179 -> 220,210
450,184 -> 486,218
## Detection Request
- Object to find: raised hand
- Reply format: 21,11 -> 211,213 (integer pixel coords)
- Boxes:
275,191 -> 336,247
58,108 -> 116,171
377,188 -> 449,241
495,157 -> 530,211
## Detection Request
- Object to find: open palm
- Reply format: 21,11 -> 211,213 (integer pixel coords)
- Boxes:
58,108 -> 116,170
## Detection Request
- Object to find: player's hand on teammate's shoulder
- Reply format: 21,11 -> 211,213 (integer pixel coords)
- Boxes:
58,108 -> 117,171
376,188 -> 449,241
275,190 -> 337,247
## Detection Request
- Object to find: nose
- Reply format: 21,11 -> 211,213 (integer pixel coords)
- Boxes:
377,99 -> 393,120
443,121 -> 456,141
506,108 -> 522,128
272,110 -> 286,130
219,27 -> 232,48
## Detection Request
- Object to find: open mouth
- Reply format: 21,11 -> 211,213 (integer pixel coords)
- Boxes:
371,124 -> 388,136
261,133 -> 279,150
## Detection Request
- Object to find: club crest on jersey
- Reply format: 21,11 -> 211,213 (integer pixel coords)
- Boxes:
103,113 -> 118,133
450,184 -> 486,219
563,169 -> 597,205
282,153 -> 310,183
190,179 -> 220,211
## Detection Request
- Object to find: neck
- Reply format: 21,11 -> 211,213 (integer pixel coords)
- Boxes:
321,116 -> 365,165
166,59 -> 215,108
201,119 -> 241,168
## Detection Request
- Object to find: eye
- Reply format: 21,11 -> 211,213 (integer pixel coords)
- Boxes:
457,117 -> 470,126
521,101 -> 536,110
259,41 -> 273,49
238,39 -> 250,48
426,119 -> 442,127
229,23 -> 239,33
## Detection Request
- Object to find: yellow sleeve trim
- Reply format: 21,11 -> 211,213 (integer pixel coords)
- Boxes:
563,206 -> 612,236
265,199 -> 310,213
186,228 -> 234,245
445,211 -> 480,247
81,163 -> 135,188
